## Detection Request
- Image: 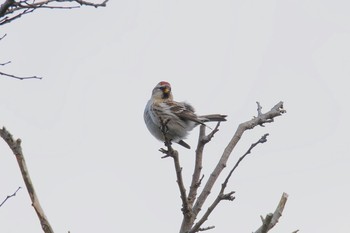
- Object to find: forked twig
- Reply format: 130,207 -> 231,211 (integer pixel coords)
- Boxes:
0,186 -> 21,207
189,134 -> 269,233
254,192 -> 292,233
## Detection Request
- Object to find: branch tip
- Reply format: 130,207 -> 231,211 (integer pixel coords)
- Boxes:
0,186 -> 22,207
198,225 -> 215,232
254,192 -> 290,233
256,101 -> 263,116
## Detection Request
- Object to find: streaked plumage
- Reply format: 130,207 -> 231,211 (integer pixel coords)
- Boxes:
144,81 -> 227,149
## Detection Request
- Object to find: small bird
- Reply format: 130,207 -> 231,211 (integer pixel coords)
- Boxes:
144,81 -> 227,149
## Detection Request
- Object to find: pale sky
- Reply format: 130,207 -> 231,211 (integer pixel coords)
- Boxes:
1,1 -> 349,232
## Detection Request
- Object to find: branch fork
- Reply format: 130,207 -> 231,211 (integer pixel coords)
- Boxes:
158,102 -> 288,233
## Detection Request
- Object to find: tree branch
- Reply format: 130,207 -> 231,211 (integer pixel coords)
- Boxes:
198,226 -> 215,232
189,134 -> 269,233
0,33 -> 7,40
157,102 -> 286,233
177,122 -> 222,233
158,120 -> 191,223
188,122 -> 221,207
0,71 -> 42,80
222,133 -> 269,188
0,0 -> 109,25
192,102 -> 285,218
0,186 -> 21,207
0,0 -> 14,17
0,61 -> 11,65
254,192 -> 291,233
0,127 -> 54,233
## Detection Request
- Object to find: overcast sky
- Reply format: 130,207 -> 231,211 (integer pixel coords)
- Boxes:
1,0 -> 350,232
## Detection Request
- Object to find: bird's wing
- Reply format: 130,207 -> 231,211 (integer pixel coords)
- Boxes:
167,101 -> 205,126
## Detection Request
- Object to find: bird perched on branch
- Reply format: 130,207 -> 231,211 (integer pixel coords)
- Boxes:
144,81 -> 227,149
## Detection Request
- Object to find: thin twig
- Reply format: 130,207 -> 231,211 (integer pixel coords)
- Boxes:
0,71 -> 42,80
0,34 -> 7,40
198,226 -> 215,232
256,101 -> 263,116
222,133 -> 269,189
0,186 -> 21,207
0,61 -> 11,66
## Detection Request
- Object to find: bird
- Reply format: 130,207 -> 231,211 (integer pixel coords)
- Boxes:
144,81 -> 227,149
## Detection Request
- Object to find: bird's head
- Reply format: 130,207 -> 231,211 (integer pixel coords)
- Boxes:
152,81 -> 173,101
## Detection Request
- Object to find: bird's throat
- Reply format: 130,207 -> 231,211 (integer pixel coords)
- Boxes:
162,92 -> 170,99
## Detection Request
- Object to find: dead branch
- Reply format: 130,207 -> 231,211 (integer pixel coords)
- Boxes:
0,127 -> 54,233
222,133 -> 269,188
188,122 -> 221,206
157,102 -> 286,233
177,122 -> 223,233
0,61 -> 11,65
0,0 -> 14,17
159,120 -> 191,222
0,0 -> 109,25
198,226 -> 215,232
0,71 -> 42,80
192,102 -> 285,219
0,186 -> 21,207
254,192 -> 290,233
189,134 -> 269,233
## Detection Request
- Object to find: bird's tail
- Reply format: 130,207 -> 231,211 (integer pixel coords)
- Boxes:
199,114 -> 227,122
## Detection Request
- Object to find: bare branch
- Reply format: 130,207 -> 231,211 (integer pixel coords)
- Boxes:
201,121 -> 221,144
222,133 -> 269,189
0,127 -> 54,233
75,0 -> 108,7
0,71 -> 42,80
190,134 -> 268,233
0,7 -> 34,25
0,0 -> 14,17
0,186 -> 21,207
158,120 -> 191,222
192,102 -> 285,217
178,122 -> 222,233
0,0 -> 109,25
254,192 -> 289,233
0,61 -> 11,66
0,33 -> 7,40
256,101 -> 263,116
198,226 -> 215,232
188,122 -> 221,206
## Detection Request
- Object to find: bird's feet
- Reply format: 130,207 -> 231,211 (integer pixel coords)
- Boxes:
159,140 -> 175,158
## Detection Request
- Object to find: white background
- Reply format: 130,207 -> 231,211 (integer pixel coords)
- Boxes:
1,0 -> 349,232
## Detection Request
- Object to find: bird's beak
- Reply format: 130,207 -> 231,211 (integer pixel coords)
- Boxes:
163,87 -> 170,94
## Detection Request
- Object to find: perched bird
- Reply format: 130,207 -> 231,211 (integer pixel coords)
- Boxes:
144,81 -> 227,149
